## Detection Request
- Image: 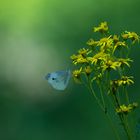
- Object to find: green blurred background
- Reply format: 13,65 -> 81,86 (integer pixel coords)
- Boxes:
0,0 -> 140,140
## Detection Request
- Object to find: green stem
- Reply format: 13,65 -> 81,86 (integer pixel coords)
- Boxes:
113,93 -> 133,140
126,45 -> 132,58
124,115 -> 134,139
124,87 -> 130,104
98,83 -> 107,113
120,114 -> 132,140
88,79 -> 105,112
117,91 -> 121,105
106,113 -> 121,140
87,77 -> 121,140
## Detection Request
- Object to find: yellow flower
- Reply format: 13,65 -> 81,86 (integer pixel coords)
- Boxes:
116,104 -> 133,114
122,31 -> 139,43
116,103 -> 138,114
70,54 -> 88,65
113,35 -> 119,43
87,52 -> 107,65
113,41 -> 126,53
110,80 -> 120,93
117,58 -> 133,68
70,54 -> 79,60
87,39 -> 98,47
98,36 -> 112,46
110,80 -> 119,87
73,67 -> 82,77
76,57 -> 88,64
78,48 -> 91,55
111,76 -> 134,88
97,36 -> 113,52
84,66 -> 92,75
118,76 -> 134,86
93,22 -> 109,33
102,59 -> 120,71
70,54 -> 81,64
72,67 -> 82,83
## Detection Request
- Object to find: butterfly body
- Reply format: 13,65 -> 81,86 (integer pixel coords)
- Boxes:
45,70 -> 71,90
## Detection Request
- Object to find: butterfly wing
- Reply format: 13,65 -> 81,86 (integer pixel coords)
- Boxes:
45,70 -> 71,90
53,70 -> 71,90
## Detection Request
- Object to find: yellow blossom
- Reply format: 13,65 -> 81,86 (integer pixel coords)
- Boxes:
116,103 -> 138,114
76,57 -> 88,64
110,80 -> 119,87
93,22 -> 108,33
113,41 -> 126,53
97,36 -> 113,52
122,31 -> 139,43
117,58 -> 133,67
113,35 -> 119,43
111,76 -> 134,88
118,76 -> 134,86
98,36 -> 112,46
78,48 -> 91,55
116,104 -> 133,114
70,54 -> 81,64
70,54 -> 88,65
102,59 -> 120,71
70,54 -> 79,60
84,66 -> 92,75
110,80 -> 120,93
72,67 -> 82,83
72,67 -> 82,77
87,39 -> 98,47
87,52 -> 107,65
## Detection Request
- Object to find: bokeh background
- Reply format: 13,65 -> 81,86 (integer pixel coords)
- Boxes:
0,0 -> 140,140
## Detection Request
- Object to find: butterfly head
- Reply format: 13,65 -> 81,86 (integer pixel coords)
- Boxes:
45,72 -> 57,82
45,73 -> 51,80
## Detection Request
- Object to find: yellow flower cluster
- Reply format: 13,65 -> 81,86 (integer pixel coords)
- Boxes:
70,22 -> 139,85
70,22 -> 139,139
116,102 -> 138,114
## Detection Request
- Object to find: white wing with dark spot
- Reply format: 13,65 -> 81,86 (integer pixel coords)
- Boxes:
45,70 -> 71,90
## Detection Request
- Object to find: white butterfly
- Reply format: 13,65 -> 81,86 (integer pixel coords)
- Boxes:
45,70 -> 71,90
